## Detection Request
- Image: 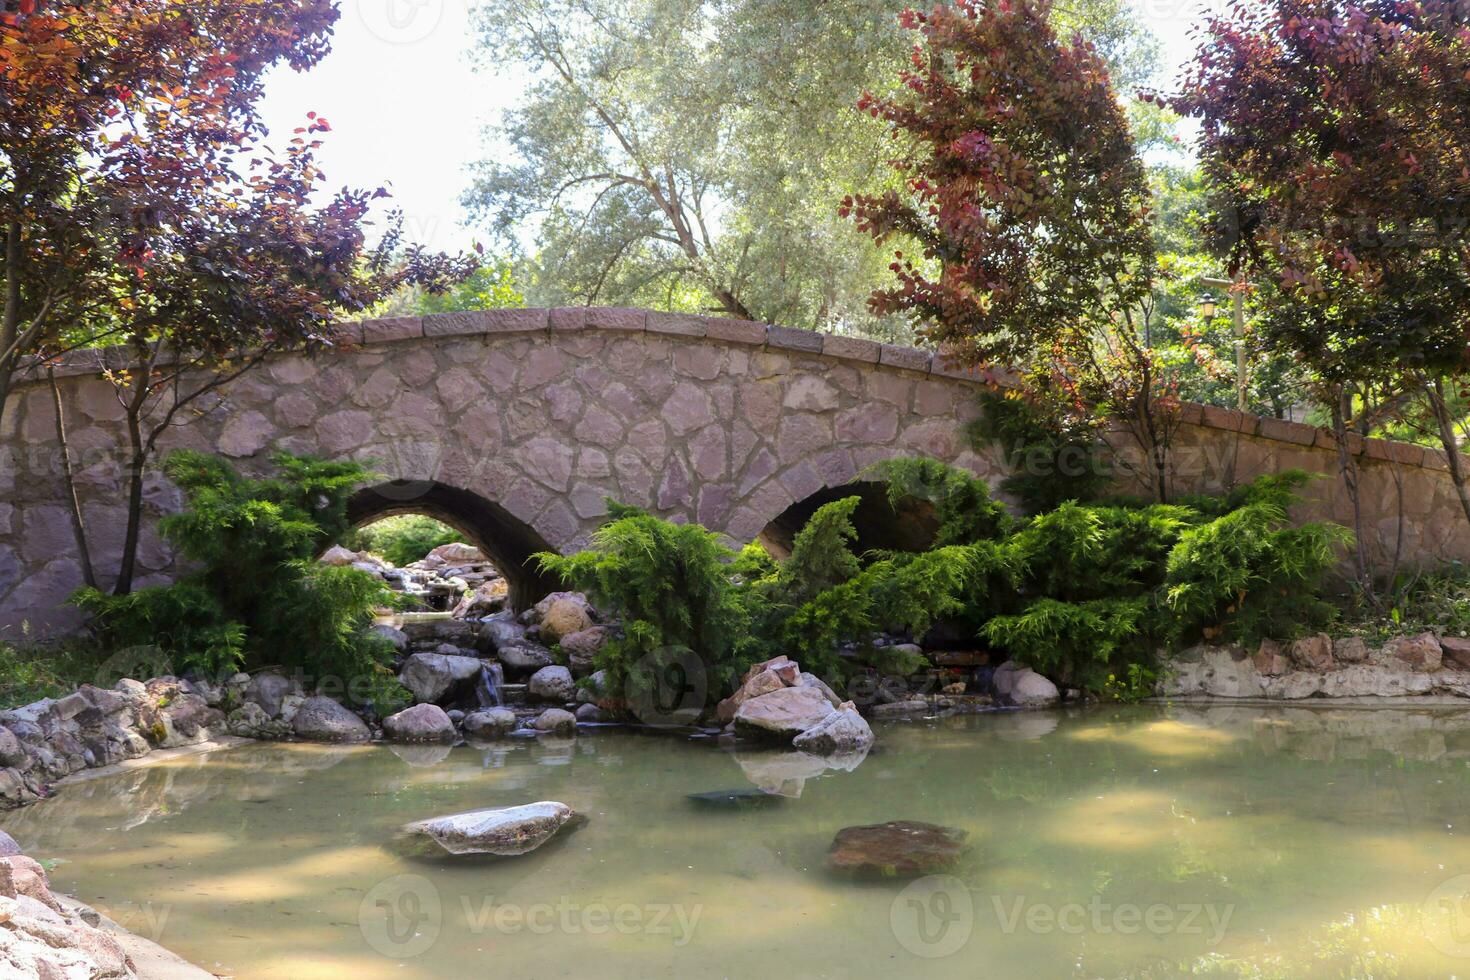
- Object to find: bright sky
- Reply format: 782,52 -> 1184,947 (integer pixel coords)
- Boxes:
256,0 -> 1217,256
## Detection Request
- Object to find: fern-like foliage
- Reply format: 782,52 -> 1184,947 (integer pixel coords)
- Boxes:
982,596 -> 1151,687
968,391 -> 1110,513
778,497 -> 863,603
865,456 -> 1012,545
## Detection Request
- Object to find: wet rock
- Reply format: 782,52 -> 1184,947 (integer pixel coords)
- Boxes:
1388,632 -> 1442,672
528,666 -> 575,703
574,703 -> 608,723
733,686 -> 835,741
1291,633 -> 1335,672
291,697 -> 371,743
686,788 -> 784,810
535,592 -> 595,643
792,703 -> 874,755
1252,639 -> 1290,676
497,643 -> 555,676
463,707 -> 518,739
383,704 -> 456,744
532,708 -> 577,734
398,653 -> 485,704
401,801 -> 577,857
826,820 -> 970,878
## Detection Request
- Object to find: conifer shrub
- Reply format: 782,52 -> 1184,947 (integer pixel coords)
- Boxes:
71,451 -> 404,708
969,391 -> 1111,514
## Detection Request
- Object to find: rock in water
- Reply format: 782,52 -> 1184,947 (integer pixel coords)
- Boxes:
792,703 -> 874,755
291,697 -> 371,743
532,708 -> 577,734
528,665 -> 575,702
383,703 -> 456,744
733,686 -> 835,742
463,707 -> 518,738
398,653 -> 486,705
401,801 -> 577,857
826,821 -> 970,878
686,788 -> 785,810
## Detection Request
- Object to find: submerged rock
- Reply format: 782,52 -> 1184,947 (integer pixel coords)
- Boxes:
291,697 -> 371,743
686,788 -> 785,810
383,703 -> 456,744
401,801 -> 577,857
826,820 -> 970,878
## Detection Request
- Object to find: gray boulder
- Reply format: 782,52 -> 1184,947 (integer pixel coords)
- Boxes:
792,703 -> 875,755
528,666 -> 575,703
531,708 -> 577,734
398,653 -> 485,704
383,703 -> 456,744
400,801 -> 577,857
291,697 -> 371,743
463,708 -> 518,738
1010,669 -> 1061,707
497,643 -> 554,676
733,686 -> 836,742
479,612 -> 529,652
245,673 -> 298,719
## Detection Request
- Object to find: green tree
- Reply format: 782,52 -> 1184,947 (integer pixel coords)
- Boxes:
465,0 -> 1162,335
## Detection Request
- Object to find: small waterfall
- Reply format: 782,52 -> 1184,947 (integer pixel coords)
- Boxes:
475,663 -> 505,707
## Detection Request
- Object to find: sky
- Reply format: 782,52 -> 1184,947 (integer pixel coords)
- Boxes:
256,0 -> 1216,256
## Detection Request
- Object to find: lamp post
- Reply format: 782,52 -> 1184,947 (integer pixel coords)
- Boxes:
1200,275 -> 1248,411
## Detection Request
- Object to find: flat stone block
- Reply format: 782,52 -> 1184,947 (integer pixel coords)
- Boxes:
647,312 -> 709,338
706,318 -> 767,346
549,307 -> 587,332
423,308 -> 547,338
1199,404 -> 1256,434
1257,416 -> 1316,447
766,325 -> 823,353
878,344 -> 931,373
587,307 -> 646,332
360,317 -> 423,345
823,335 -> 880,364
1363,438 -> 1426,467
1175,402 -> 1206,426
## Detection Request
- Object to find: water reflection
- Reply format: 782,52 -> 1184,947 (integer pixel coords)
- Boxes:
5,705 -> 1470,978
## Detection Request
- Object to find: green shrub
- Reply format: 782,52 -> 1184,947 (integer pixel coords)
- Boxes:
71,451 -> 404,707
982,596 -> 1151,687
536,503 -> 758,707
968,391 -> 1110,513
0,643 -> 82,709
865,456 -> 1012,546
349,515 -> 465,566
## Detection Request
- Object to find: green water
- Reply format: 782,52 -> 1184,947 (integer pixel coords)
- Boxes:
9,704 -> 1470,978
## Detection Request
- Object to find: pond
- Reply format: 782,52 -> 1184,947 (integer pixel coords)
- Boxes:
9,703 -> 1470,979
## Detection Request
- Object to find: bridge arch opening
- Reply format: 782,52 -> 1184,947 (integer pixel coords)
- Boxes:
756,480 -> 941,560
346,481 -> 560,612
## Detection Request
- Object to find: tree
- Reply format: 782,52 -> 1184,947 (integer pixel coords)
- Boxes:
465,0 -> 1162,335
1168,0 -> 1470,583
843,0 -> 1178,500
2,1 -> 472,594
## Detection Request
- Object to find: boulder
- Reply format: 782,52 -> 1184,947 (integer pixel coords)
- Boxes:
733,686 -> 835,742
0,831 -> 19,857
0,855 -> 59,911
463,707 -> 518,739
245,673 -> 297,719
1291,633 -> 1334,672
0,726 -> 26,769
291,697 -> 371,743
870,699 -> 931,718
741,655 -> 794,686
1252,639 -> 1290,676
383,704 -> 456,744
1263,671 -> 1324,700
226,702 -> 287,739
398,653 -> 485,704
319,545 -> 358,566
792,703 -> 875,755
535,592 -> 595,643
826,821 -> 970,878
452,579 -> 508,620
497,643 -> 555,676
558,627 -> 607,676
528,666 -> 575,703
716,667 -> 787,725
401,801 -> 576,857
574,704 -> 608,723
1319,664 -> 1435,697
531,708 -> 577,734
798,672 -> 842,707
1441,635 -> 1470,669
431,542 -> 485,564
1388,632 -> 1442,672
1334,636 -> 1371,664
1011,669 -> 1060,707
371,624 -> 409,653
479,612 -> 529,652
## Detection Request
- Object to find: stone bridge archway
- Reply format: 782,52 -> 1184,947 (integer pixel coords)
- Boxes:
4,305 -> 1468,635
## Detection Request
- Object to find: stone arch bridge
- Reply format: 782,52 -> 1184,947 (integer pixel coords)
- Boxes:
1,307 -> 1465,636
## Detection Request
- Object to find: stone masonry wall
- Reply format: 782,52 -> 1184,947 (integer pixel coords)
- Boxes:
0,306 -> 1466,637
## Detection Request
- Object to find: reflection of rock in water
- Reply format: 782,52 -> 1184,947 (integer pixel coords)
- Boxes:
732,745 -> 870,798
989,712 -> 1061,742
1170,703 -> 1470,763
388,743 -> 454,768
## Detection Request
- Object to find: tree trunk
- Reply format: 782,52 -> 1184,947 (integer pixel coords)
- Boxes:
112,355 -> 155,597
1330,388 -> 1373,598
48,367 -> 97,589
1426,374 -> 1470,527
